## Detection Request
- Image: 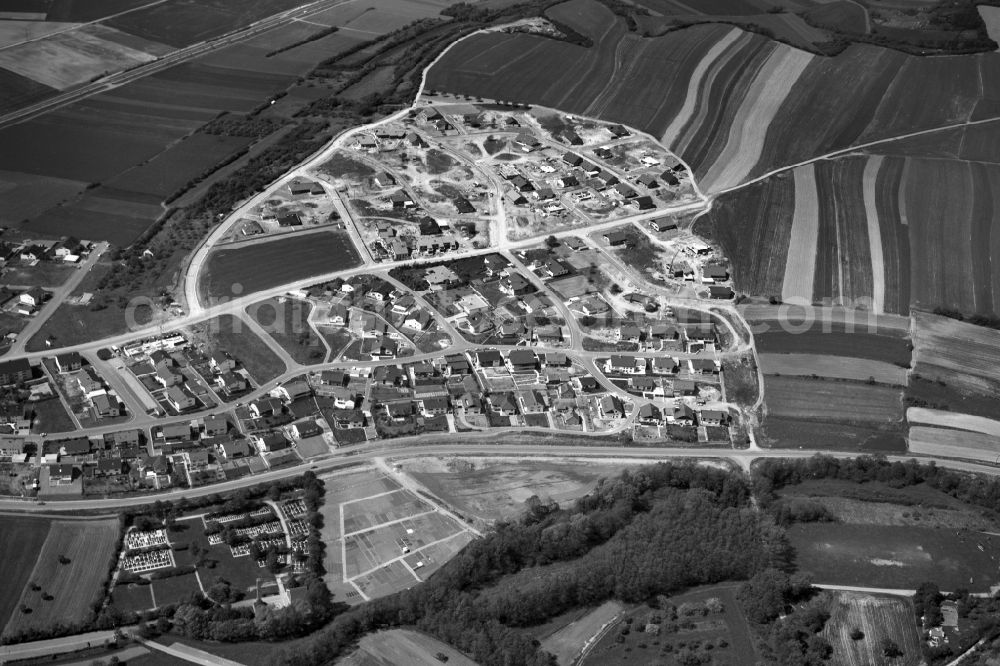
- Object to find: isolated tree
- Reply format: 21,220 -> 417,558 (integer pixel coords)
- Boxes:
544,235 -> 559,249
850,627 -> 864,641
882,639 -> 903,658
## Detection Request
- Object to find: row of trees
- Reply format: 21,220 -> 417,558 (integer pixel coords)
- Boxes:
754,455 -> 1000,516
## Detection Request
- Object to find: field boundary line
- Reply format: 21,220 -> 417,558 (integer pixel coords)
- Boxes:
713,115 -> 1000,197
340,488 -> 407,507
347,531 -> 471,582
342,508 -> 438,538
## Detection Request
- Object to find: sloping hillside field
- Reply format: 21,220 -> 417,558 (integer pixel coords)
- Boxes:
428,0 -> 1000,314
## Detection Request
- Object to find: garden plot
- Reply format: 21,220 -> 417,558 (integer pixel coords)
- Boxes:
319,467 -> 474,603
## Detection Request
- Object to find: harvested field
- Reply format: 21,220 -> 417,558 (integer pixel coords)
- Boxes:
981,5 -> 1000,45
199,230 -> 361,302
912,311 -> 1000,392
344,629 -> 478,666
3,519 -> 119,639
0,24 -> 163,90
759,353 -> 906,385
765,376 -> 902,425
788,523 -> 1000,591
540,600 -> 623,665
403,456 -> 636,523
906,407 -> 1000,438
698,44 -> 814,193
781,164 -> 819,304
822,592 -> 922,666
0,516 -> 51,631
908,425 -> 1000,462
755,325 -> 911,366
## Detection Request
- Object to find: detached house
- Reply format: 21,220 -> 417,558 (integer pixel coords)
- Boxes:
605,355 -> 646,375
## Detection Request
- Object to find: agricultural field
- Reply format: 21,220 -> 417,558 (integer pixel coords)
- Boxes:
427,1 -> 1000,313
788,523 -> 1000,592
764,376 -> 902,425
318,466 -> 476,604
754,324 -> 912,366
907,407 -> 1000,438
104,0 -> 312,48
0,516 -> 52,632
3,519 -> 119,639
763,417 -> 906,452
342,629 -> 478,666
759,353 -> 907,385
246,297 -> 326,365
403,457 -> 637,524
429,0 -> 999,189
199,231 -> 361,302
908,425 -> 1000,463
912,311 -> 1000,393
0,24 -> 168,90
186,314 -> 286,384
106,132 -> 255,198
821,592 -> 922,666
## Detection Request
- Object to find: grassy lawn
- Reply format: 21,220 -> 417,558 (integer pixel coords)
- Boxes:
151,573 -> 203,607
722,354 -> 759,407
188,315 -> 286,385
110,582 -> 154,614
317,325 -> 354,360
246,297 -> 325,365
29,397 -> 76,434
3,262 -> 76,288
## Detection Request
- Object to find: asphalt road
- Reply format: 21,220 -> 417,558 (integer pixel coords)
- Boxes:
5,441 -> 1000,513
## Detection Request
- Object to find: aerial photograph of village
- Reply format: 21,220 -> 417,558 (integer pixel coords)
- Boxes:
4,0 -> 1000,665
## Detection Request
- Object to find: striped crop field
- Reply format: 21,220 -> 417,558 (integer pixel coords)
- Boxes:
912,311 -> 1000,392
428,0 -> 1000,193
429,0 -> 1000,315
907,408 -> 1000,438
908,426 -> 1000,463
